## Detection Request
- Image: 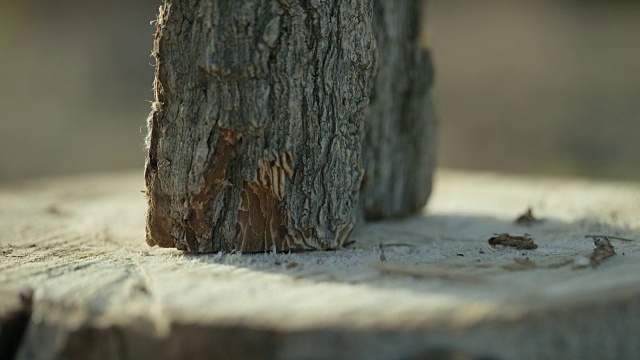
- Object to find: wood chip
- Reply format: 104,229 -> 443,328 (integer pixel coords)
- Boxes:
488,233 -> 538,250
573,236 -> 617,269
589,236 -> 616,266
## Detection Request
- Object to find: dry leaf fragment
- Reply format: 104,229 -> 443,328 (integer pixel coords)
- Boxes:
589,236 -> 616,266
573,236 -> 616,269
488,233 -> 538,250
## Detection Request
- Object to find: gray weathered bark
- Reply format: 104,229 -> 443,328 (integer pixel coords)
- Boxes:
145,0 -> 376,252
361,0 -> 437,220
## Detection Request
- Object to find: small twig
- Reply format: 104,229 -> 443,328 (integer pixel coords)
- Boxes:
584,234 -> 635,242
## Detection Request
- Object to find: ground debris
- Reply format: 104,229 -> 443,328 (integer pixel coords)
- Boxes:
488,233 -> 538,250
515,207 -> 543,226
575,236 -> 616,268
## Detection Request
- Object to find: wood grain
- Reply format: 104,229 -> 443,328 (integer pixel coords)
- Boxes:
1,171 -> 640,359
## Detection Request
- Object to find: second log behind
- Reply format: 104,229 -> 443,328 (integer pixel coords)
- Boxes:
361,0 -> 437,220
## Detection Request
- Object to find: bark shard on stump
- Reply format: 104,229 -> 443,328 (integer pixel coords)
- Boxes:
145,0 -> 376,253
361,0 -> 437,220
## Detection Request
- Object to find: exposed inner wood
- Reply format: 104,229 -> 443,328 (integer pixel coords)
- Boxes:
236,180 -> 289,252
184,128 -> 237,251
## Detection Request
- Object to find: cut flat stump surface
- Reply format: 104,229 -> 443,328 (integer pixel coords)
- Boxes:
1,171 -> 640,360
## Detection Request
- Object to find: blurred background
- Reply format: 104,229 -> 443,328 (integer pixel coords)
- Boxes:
1,0 -> 639,183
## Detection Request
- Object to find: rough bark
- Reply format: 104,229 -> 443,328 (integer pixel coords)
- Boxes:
361,0 -> 437,220
145,0 -> 376,252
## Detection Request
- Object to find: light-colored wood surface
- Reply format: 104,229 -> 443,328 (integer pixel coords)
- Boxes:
1,171 -> 639,360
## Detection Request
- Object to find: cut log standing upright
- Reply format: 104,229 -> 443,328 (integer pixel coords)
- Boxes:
361,0 -> 436,220
145,0 -> 436,253
145,0 -> 377,253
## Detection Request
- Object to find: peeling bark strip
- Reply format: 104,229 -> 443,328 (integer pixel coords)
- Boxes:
145,0 -> 376,252
361,0 -> 437,220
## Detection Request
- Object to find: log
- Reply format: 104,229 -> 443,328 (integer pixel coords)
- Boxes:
361,0 -> 437,220
2,171 -> 640,360
145,0 -> 376,253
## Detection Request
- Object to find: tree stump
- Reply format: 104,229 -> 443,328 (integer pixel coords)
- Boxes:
361,0 -> 437,220
145,0 -> 377,253
2,171 -> 640,359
